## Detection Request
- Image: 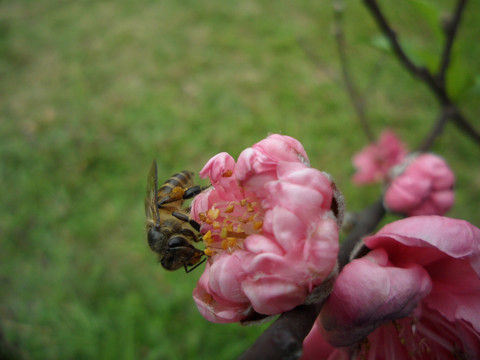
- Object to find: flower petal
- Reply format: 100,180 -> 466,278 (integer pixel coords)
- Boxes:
242,274 -> 307,315
193,262 -> 250,323
320,248 -> 432,347
365,216 -> 480,275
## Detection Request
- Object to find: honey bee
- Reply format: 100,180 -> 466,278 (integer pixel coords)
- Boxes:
145,160 -> 206,272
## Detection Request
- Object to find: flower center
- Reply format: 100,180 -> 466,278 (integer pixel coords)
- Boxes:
354,312 -> 466,359
199,197 -> 264,256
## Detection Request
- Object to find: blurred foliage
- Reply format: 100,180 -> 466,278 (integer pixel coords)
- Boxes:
0,0 -> 479,359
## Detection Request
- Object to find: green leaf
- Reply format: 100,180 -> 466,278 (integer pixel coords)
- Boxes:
370,34 -> 392,53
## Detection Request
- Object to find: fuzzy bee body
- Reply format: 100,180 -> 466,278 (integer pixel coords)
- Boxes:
145,161 -> 205,272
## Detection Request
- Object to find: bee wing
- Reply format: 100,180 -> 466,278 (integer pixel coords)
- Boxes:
145,159 -> 160,225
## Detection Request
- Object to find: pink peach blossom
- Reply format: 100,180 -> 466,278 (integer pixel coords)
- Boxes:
317,216 -> 480,359
352,130 -> 408,185
191,135 -> 343,323
384,153 -> 455,216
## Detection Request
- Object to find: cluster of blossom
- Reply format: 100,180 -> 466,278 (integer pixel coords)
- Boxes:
352,130 -> 455,216
191,134 -> 343,322
190,134 -> 480,358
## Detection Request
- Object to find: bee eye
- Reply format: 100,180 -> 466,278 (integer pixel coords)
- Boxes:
147,228 -> 164,249
167,236 -> 191,248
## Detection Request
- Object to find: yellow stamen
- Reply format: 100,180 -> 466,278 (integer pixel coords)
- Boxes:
208,208 -> 220,220
203,230 -> 213,244
200,196 -> 264,254
222,169 -> 233,177
204,248 -> 215,257
254,221 -> 263,230
203,293 -> 214,304
226,238 -> 237,247
220,227 -> 228,239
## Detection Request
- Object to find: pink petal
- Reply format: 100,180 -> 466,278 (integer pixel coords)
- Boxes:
242,275 -> 307,315
263,181 -> 326,220
276,162 -> 333,209
193,262 -> 250,323
365,216 -> 480,275
199,152 -> 236,183
301,322 -> 349,360
253,134 -> 309,165
243,234 -> 285,255
303,215 -> 339,285
208,252 -> 250,304
409,154 -> 455,188
320,248 -> 432,347
384,175 -> 431,212
352,130 -> 407,185
269,206 -> 305,252
423,255 -> 480,332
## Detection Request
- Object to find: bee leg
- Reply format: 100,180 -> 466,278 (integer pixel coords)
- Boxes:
183,185 -> 209,200
184,255 -> 206,273
172,211 -> 201,232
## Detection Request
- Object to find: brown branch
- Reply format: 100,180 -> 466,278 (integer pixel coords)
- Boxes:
236,302 -> 325,360
362,0 -> 480,146
338,196 -> 385,270
416,106 -> 453,152
362,0 -> 448,104
333,0 -> 374,142
437,0 -> 468,87
450,107 -> 480,143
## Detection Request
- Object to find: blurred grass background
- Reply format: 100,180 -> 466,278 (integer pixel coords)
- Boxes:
1,0 -> 479,359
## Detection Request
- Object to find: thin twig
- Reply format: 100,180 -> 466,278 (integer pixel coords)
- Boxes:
416,106 -> 453,152
297,38 -> 341,87
449,107 -> 480,143
333,0 -> 374,142
362,0 -> 448,104
437,0 -> 468,87
362,0 -> 480,145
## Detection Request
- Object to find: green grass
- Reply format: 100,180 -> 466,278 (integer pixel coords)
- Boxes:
1,0 -> 479,359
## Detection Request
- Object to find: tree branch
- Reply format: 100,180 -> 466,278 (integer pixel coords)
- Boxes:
236,302 -> 325,360
416,106 -> 453,152
362,0 -> 448,104
338,196 -> 385,270
362,0 -> 480,146
437,0 -> 468,87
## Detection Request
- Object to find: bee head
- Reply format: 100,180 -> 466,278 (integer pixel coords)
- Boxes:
160,236 -> 197,271
147,226 -> 166,253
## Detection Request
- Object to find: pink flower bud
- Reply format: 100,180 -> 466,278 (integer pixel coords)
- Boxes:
384,153 -> 455,216
191,134 -> 343,323
315,216 -> 480,359
352,130 -> 408,185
